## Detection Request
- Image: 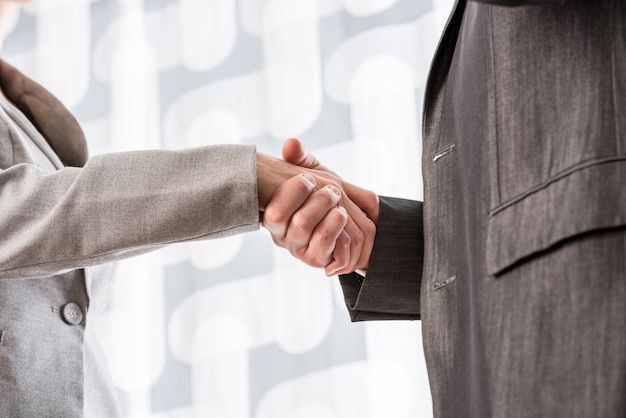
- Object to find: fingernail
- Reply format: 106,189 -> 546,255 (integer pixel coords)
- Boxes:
302,173 -> 315,186
327,185 -> 340,196
336,206 -> 347,214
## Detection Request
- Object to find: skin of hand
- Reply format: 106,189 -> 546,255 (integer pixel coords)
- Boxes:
262,174 -> 353,273
260,138 -> 379,275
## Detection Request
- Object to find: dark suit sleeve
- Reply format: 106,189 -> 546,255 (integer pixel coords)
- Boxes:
338,196 -> 424,322
469,0 -> 567,5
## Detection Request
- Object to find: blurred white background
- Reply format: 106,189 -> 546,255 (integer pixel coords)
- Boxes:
4,0 -> 453,416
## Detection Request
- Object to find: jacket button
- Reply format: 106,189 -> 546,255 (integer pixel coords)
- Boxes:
62,303 -> 84,325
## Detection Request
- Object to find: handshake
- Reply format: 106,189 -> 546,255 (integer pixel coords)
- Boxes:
257,138 -> 379,277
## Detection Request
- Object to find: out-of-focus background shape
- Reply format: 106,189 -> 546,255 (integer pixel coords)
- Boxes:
4,0 -> 453,416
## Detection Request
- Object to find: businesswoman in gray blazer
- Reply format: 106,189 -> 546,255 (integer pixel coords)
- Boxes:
268,0 -> 626,417
0,1 -> 377,416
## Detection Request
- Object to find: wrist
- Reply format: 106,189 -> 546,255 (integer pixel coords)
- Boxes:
256,152 -> 303,210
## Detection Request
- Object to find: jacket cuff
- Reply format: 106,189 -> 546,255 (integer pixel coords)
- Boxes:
338,196 -> 424,322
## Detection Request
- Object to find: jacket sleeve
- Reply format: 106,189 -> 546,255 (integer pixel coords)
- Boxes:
0,144 -> 259,279
338,196 -> 424,322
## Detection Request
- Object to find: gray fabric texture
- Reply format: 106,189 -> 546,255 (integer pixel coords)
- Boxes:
0,61 -> 259,416
339,0 -> 626,416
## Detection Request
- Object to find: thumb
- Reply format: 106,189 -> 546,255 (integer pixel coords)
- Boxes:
282,138 -> 320,169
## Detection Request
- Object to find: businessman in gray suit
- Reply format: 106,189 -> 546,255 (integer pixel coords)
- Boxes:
266,0 -> 626,417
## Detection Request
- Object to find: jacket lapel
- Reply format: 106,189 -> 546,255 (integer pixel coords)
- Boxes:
0,59 -> 88,167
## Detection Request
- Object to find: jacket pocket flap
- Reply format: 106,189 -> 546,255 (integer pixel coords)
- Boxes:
486,158 -> 626,276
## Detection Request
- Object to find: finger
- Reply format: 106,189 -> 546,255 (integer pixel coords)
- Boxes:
331,214 -> 364,275
331,196 -> 377,275
282,138 -> 319,168
343,180 -> 380,224
351,211 -> 376,274
300,205 -> 348,268
263,173 -> 316,239
325,229 -> 351,276
282,138 -> 337,174
282,185 -> 342,252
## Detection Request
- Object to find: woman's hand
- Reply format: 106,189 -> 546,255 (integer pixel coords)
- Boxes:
258,139 -> 379,275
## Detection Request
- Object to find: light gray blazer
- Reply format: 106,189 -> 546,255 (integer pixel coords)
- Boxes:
339,0 -> 626,417
0,60 -> 259,416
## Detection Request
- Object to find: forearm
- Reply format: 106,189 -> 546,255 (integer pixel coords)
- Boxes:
0,145 -> 258,279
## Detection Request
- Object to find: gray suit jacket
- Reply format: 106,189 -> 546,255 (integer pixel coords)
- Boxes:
0,60 -> 259,416
340,0 -> 626,416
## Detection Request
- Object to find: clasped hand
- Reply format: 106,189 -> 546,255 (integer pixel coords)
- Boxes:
258,139 -> 379,276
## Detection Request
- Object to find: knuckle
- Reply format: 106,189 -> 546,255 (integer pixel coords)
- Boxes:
315,227 -> 334,244
290,213 -> 313,233
336,231 -> 351,248
317,186 -> 339,206
302,252 -> 326,268
317,211 -> 346,244
363,218 -> 376,238
365,189 -> 377,202
289,247 -> 309,262
313,258 -> 327,269
263,208 -> 288,228
351,228 -> 365,247
271,235 -> 288,249
293,177 -> 314,195
321,191 -> 337,206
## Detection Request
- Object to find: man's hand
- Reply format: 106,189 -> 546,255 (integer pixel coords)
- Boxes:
281,138 -> 380,224
262,175 -> 352,273
260,139 -> 379,275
